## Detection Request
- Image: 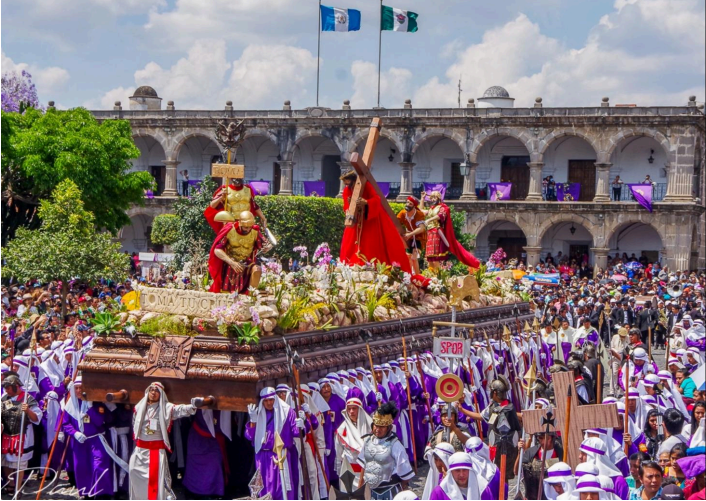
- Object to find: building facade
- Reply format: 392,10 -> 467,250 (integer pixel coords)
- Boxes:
98,86 -> 706,271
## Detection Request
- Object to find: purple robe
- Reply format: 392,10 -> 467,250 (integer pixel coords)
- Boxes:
429,483 -> 493,500
611,474 -> 629,499
321,394 -> 346,485
183,410 -> 227,496
61,402 -> 114,497
245,407 -> 301,500
484,468 -> 504,500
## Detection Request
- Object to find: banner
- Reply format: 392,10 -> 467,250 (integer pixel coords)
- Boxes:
249,181 -> 270,196
303,181 -> 326,197
522,273 -> 561,286
488,182 -> 512,201
628,184 -> 653,212
424,182 -> 447,200
377,182 -> 391,198
557,182 -> 580,202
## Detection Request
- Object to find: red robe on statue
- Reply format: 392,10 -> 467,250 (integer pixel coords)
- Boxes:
340,183 -> 412,273
208,222 -> 264,294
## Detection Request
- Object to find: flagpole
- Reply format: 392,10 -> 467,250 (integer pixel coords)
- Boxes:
316,0 -> 321,106
377,0 -> 382,107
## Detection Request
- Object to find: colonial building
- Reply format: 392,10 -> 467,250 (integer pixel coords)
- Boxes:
95,85 -> 706,271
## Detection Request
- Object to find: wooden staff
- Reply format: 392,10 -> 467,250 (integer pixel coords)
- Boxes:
15,336 -> 37,498
292,366 -> 330,493
498,442 -> 507,501
364,340 -> 381,409
648,326 -> 652,361
562,385 -> 572,463
286,357 -> 312,500
401,337 -> 418,474
623,355 -> 630,456
414,355 -> 434,431
596,363 -> 603,404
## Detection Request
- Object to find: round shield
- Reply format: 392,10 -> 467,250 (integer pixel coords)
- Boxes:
435,374 -> 464,403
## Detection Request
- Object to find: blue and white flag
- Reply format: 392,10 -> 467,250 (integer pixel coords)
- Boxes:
321,5 -> 361,32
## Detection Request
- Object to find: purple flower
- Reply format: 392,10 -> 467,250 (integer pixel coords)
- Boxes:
249,306 -> 261,325
1,70 -> 42,113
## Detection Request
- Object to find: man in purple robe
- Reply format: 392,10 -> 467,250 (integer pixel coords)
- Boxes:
245,386 -> 306,500
61,377 -> 118,498
317,378 -> 345,487
183,409 -> 231,498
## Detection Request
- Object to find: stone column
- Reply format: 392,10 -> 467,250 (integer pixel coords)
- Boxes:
162,159 -> 180,196
525,162 -> 544,201
593,163 -> 612,202
591,247 -> 610,276
460,163 -> 478,201
664,131 -> 694,203
396,162 -> 415,201
337,161 -> 352,197
523,246 -> 542,267
278,161 -> 295,196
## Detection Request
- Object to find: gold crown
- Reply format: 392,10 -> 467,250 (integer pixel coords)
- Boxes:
372,412 -> 394,427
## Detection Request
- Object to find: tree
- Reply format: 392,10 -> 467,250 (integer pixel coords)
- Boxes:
1,107 -> 154,245
150,214 -> 180,246
1,70 -> 41,113
2,179 -> 130,324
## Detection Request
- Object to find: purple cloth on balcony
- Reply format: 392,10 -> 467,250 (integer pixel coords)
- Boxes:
249,181 -> 270,195
377,182 -> 391,197
557,182 -> 580,201
188,179 -> 201,185
488,182 -> 512,201
424,183 -> 447,200
303,181 -> 326,197
145,190 -> 154,199
628,184 -> 653,212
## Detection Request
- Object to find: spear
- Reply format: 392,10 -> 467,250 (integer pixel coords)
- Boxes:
562,386 -> 572,464
400,335 -> 418,474
359,329 -> 381,408
410,336 -> 435,435
274,432 -> 289,501
623,352 -> 631,456
461,328 -> 483,440
15,334 -> 37,498
282,339 -> 312,500
536,410 -> 555,501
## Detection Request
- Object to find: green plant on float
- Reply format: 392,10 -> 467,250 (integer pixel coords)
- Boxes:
139,314 -> 196,337
218,322 -> 260,345
91,311 -> 122,336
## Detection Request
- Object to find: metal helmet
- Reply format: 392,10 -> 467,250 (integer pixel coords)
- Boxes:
238,211 -> 256,226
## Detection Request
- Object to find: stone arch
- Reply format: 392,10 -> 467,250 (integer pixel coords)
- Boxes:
118,212 -> 154,251
605,218 -> 667,250
410,128 -> 465,157
242,127 -> 279,147
466,212 -> 527,238
170,129 -> 220,160
537,128 -> 600,160
283,130 -> 344,162
347,128 -> 405,158
536,214 -> 600,248
605,128 -> 672,164
468,127 -> 536,164
472,217 -> 529,262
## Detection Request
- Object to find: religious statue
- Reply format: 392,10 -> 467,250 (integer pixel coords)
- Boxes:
208,210 -> 272,294
405,191 -> 480,272
397,196 -> 426,274
203,164 -> 269,235
339,168 -> 411,273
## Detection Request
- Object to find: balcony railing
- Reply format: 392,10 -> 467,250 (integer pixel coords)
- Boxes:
614,183 -> 667,202
92,106 -> 702,121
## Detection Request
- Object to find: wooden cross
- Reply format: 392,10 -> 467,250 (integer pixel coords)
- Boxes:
345,117 -> 405,236
521,371 -> 621,469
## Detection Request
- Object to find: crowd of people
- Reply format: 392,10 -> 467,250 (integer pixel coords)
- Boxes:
1,263 -> 704,500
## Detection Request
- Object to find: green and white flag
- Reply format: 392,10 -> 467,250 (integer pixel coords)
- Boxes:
381,5 -> 418,32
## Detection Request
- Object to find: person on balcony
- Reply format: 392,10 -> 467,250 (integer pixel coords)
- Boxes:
612,175 -> 624,201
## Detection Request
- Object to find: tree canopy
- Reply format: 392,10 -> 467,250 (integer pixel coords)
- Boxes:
1,107 -> 154,245
2,179 -> 130,295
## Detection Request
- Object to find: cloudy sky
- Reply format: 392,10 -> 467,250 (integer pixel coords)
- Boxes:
2,0 -> 704,110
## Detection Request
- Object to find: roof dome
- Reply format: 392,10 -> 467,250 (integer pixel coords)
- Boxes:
132,86 -> 159,98
482,86 -> 510,98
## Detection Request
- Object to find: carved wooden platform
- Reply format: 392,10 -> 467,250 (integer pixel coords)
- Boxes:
80,302 -> 531,411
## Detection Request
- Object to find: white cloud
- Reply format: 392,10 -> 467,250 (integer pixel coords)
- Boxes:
1,52 -> 70,99
93,41 -> 317,109
350,61 -> 413,109
224,45 -> 318,108
413,1 -> 704,108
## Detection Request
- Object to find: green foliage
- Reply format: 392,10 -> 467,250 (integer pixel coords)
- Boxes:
2,179 -> 130,287
151,214 -> 180,246
1,108 -> 154,245
92,311 -> 122,336
218,322 -> 260,345
449,204 -> 475,252
139,314 -> 195,337
364,287 -> 396,321
257,196 -> 405,264
170,176 -> 219,269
